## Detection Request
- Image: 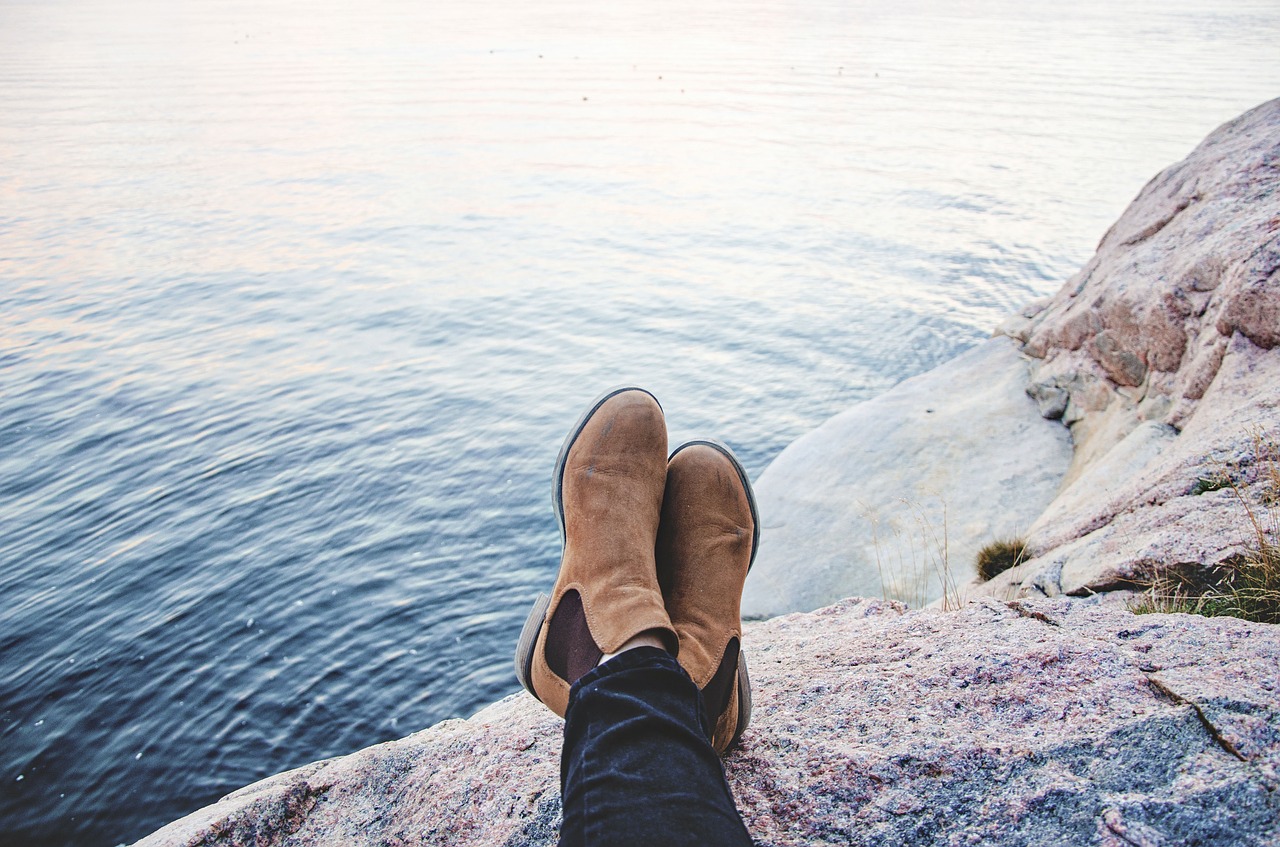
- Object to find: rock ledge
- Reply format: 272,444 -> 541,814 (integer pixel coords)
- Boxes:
137,598 -> 1280,847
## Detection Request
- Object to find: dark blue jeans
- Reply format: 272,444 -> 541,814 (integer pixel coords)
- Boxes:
559,646 -> 753,847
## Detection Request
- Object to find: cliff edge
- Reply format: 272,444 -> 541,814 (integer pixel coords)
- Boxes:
136,598 -> 1279,847
744,96 -> 1280,615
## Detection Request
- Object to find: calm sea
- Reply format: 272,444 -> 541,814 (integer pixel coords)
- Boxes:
2,0 -> 1277,843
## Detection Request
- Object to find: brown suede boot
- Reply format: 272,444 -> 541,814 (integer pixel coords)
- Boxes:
656,440 -> 760,754
514,387 -> 678,718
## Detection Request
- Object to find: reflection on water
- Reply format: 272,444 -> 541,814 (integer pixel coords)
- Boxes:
2,0 -> 1278,843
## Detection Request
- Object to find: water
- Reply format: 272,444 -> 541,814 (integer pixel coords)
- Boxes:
2,0 -> 1277,843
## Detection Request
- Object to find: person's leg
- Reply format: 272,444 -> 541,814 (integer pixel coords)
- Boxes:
559,646 -> 752,847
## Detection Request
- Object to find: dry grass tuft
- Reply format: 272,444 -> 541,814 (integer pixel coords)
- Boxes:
975,538 -> 1028,582
871,499 -> 960,610
1131,431 -> 1280,625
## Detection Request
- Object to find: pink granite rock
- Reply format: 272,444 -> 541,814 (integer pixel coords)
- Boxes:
975,98 -> 1280,600
133,598 -> 1280,846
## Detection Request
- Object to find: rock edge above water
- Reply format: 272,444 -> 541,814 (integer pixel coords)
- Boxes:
747,96 -> 1280,613
742,336 -> 1071,618
136,598 -> 1280,847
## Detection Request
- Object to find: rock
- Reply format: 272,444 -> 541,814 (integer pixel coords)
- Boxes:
1020,97 -> 1280,460
970,97 -> 1280,601
1026,379 -> 1069,420
133,598 -> 1280,847
746,100 -> 1280,617
1027,420 -> 1178,541
740,337 -> 1072,619
975,337 -> 1280,601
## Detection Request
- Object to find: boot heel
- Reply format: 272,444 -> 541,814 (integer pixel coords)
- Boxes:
514,592 -> 551,697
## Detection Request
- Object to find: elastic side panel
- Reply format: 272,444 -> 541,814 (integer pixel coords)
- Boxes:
545,589 -> 602,685
701,637 -> 740,720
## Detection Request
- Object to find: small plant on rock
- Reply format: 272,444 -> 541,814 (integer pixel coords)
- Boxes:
1216,437 -> 1280,623
1132,432 -> 1280,625
1128,569 -> 1235,618
870,499 -> 960,610
1191,474 -> 1232,495
975,537 -> 1028,582
1214,544 -> 1280,623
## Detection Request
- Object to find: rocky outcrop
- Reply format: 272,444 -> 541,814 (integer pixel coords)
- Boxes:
742,338 -> 1072,618
753,97 -> 1280,614
976,97 -> 1280,600
135,598 -> 1280,847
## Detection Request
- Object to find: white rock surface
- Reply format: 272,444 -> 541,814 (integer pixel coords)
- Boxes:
1026,420 -> 1178,539
741,337 -> 1072,618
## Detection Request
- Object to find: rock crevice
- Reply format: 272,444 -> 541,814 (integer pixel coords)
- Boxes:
1142,674 -> 1249,764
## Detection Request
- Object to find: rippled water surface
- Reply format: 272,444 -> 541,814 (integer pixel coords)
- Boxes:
2,0 -> 1278,843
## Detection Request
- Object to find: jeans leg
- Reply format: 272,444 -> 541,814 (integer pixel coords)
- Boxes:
559,646 -> 752,847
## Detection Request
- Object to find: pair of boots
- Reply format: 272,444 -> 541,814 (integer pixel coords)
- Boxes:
514,387 -> 759,754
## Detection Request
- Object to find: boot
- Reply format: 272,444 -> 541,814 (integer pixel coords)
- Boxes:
514,387 -> 678,717
656,440 -> 760,754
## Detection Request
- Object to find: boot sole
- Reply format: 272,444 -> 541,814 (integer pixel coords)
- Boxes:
734,652 -> 752,750
514,591 -> 551,697
669,438 -> 760,751
514,386 -> 664,698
